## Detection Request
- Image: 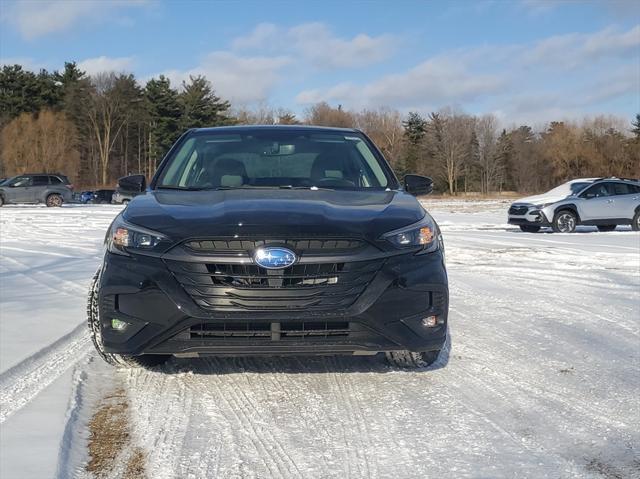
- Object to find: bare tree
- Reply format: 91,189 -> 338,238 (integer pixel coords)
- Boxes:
355,107 -> 403,168
476,114 -> 502,193
427,112 -> 472,195
0,110 -> 79,179
304,102 -> 356,128
85,73 -> 134,185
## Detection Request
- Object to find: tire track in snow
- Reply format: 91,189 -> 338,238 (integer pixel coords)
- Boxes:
0,322 -> 90,423
123,369 -> 199,479
325,356 -> 378,479
206,358 -> 303,478
0,254 -> 89,297
261,357 -> 334,475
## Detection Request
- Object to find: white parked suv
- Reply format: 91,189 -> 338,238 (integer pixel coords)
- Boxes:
508,177 -> 640,233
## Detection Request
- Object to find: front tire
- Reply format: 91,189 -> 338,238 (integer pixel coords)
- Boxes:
597,225 -> 616,232
519,225 -> 541,233
552,210 -> 577,233
87,270 -> 169,369
385,350 -> 441,369
46,193 -> 63,207
632,211 -> 640,232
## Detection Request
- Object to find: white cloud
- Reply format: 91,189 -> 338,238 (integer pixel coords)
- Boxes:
231,23 -> 279,50
232,22 -> 397,69
295,24 -> 640,122
521,0 -> 640,19
3,0 -> 149,39
288,23 -> 396,69
159,52 -> 291,104
78,56 -> 135,75
297,57 -> 504,109
523,25 -> 640,68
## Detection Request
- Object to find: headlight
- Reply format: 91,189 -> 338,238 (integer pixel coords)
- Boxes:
106,215 -> 170,255
382,214 -> 440,253
534,202 -> 554,209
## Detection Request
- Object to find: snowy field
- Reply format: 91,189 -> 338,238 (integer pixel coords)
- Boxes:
0,200 -> 639,479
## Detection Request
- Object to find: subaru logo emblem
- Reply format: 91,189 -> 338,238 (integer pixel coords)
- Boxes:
253,247 -> 297,269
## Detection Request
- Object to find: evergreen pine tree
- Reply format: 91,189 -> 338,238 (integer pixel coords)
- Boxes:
631,113 -> 640,139
466,130 -> 481,192
494,129 -> 513,190
277,111 -> 299,125
401,112 -> 427,175
145,76 -> 182,170
0,65 -> 61,123
179,75 -> 231,129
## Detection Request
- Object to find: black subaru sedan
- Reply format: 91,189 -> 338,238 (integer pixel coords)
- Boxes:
88,126 -> 448,369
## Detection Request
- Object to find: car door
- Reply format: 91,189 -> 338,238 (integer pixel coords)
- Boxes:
578,182 -> 617,220
30,175 -> 51,202
609,182 -> 640,220
4,176 -> 33,202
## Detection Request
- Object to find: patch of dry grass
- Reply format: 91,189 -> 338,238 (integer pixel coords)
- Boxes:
86,388 -> 146,479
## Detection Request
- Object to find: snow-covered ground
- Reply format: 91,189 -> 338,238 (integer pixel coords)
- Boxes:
0,200 -> 638,479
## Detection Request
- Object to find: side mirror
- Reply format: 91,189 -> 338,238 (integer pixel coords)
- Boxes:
118,174 -> 146,193
404,174 -> 433,196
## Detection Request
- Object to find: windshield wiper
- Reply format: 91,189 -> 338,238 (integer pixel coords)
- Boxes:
156,185 -> 212,191
284,185 -> 335,191
214,185 -> 272,190
158,185 -> 337,191
213,185 -> 334,191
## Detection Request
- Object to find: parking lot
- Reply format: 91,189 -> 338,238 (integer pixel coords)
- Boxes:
0,200 -> 638,478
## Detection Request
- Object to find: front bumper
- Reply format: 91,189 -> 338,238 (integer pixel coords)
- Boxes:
508,210 -> 550,227
97,247 -> 449,356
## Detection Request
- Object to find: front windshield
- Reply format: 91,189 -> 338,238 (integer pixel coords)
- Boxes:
545,181 -> 591,197
156,130 -> 393,190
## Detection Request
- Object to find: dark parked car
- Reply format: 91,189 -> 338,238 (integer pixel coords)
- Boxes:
91,189 -> 115,204
80,191 -> 94,204
88,126 -> 449,369
0,174 -> 73,207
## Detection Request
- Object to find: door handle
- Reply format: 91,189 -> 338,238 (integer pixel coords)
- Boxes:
606,199 -> 614,203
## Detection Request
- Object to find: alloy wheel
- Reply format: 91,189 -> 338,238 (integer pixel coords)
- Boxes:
557,213 -> 576,233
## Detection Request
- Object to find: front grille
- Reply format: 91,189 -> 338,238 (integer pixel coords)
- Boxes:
186,238 -> 365,254
165,259 -> 382,311
508,205 -> 529,215
189,321 -> 350,340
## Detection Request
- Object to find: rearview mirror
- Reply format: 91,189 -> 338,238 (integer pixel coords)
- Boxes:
404,174 -> 433,196
118,174 -> 146,193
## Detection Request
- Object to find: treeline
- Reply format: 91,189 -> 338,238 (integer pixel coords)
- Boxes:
1,62 -> 638,192
0,63 -> 232,187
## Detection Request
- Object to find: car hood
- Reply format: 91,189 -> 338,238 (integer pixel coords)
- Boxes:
512,193 -> 569,205
122,189 -> 426,242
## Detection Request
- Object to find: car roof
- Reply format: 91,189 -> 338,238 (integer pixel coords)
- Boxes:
567,178 -> 598,183
566,177 -> 639,184
10,173 -> 67,178
191,125 -> 360,134
592,177 -> 640,184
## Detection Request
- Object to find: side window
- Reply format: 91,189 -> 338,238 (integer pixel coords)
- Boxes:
49,176 -> 62,185
32,176 -> 50,186
581,183 -> 611,198
10,176 -> 31,187
612,183 -> 640,195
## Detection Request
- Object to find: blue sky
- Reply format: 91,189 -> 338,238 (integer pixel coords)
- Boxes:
1,0 -> 638,125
